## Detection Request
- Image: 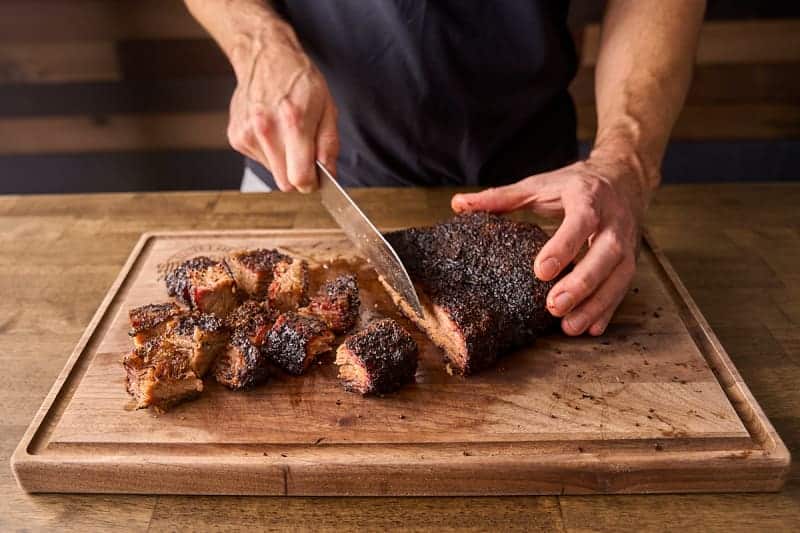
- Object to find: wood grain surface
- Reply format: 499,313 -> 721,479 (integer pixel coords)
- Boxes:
1,186 -> 799,529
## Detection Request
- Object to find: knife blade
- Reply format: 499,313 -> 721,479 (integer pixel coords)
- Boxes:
316,160 -> 424,318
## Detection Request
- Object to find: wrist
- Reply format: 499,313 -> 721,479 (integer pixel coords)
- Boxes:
227,15 -> 298,82
590,122 -> 662,207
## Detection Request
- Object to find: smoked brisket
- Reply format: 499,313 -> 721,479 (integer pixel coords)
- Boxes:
335,319 -> 418,395
384,212 -> 561,374
299,274 -> 360,333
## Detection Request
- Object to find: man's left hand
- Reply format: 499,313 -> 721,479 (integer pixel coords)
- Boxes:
451,154 -> 653,336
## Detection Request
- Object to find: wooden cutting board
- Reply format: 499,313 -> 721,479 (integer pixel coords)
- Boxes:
11,229 -> 790,495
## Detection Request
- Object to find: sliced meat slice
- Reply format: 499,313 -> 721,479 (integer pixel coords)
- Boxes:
167,313 -> 229,377
128,302 -> 185,348
266,311 -> 334,375
225,300 -> 276,347
165,256 -> 239,317
123,337 -> 203,411
335,319 -> 418,395
213,331 -> 270,390
225,248 -> 287,300
384,212 -> 561,374
299,274 -> 360,333
268,256 -> 309,311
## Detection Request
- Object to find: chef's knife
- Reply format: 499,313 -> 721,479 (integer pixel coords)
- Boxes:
316,160 -> 424,318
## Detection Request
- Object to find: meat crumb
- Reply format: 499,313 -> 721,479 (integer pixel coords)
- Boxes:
399,414 -> 406,420
445,363 -> 454,376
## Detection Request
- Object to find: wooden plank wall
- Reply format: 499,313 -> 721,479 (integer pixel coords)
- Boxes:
0,1 -> 798,192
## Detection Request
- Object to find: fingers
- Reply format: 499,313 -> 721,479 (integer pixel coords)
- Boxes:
534,205 -> 599,281
546,229 -> 627,318
252,113 -> 292,191
451,183 -> 533,214
561,256 -> 635,336
280,99 -> 317,193
316,102 -> 340,176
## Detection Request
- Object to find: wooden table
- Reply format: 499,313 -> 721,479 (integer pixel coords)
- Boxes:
1,184 -> 798,531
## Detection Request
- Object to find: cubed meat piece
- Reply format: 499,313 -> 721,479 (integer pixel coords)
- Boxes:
299,274 -> 360,333
266,312 -> 334,375
128,302 -> 184,348
268,257 -> 309,311
165,256 -> 239,317
123,337 -> 203,411
335,319 -> 418,395
225,248 -> 287,300
213,332 -> 270,390
166,313 -> 229,377
225,300 -> 276,347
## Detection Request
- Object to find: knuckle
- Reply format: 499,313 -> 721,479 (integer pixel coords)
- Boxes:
605,235 -> 625,259
576,204 -> 600,230
280,101 -> 303,128
250,115 -> 272,137
571,272 -> 595,295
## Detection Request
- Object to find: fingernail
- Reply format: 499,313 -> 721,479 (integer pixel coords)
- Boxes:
551,292 -> 573,314
538,257 -> 560,280
566,313 -> 587,333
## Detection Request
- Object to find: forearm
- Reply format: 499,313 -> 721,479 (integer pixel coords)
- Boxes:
184,0 -> 298,81
592,0 -> 705,191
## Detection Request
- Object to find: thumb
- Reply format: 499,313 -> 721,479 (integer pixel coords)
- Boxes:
451,181 -> 535,214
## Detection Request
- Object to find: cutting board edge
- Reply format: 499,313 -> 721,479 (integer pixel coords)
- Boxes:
11,228 -> 792,495
11,445 -> 790,495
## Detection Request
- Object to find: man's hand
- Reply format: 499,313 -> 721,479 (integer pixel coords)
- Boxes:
451,153 -> 653,336
227,21 -> 338,192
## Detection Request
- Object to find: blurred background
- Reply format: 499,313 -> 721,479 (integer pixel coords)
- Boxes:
0,0 -> 798,194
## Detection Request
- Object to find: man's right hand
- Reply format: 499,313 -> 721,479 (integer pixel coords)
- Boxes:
227,20 -> 339,192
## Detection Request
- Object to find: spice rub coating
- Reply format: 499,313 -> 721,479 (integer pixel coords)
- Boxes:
165,256 -> 216,306
123,336 -> 203,410
266,311 -> 334,375
335,319 -> 418,395
213,331 -> 270,390
128,302 -> 185,348
225,300 -> 276,347
225,248 -> 287,300
165,256 -> 238,317
167,313 -> 229,377
300,274 -> 360,333
385,212 -> 561,374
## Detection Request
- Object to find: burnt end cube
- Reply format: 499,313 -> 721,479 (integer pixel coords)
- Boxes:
225,248 -> 287,300
300,274 -> 360,334
167,313 -> 229,377
123,337 -> 203,411
225,300 -> 276,347
213,332 -> 270,390
165,256 -> 239,317
335,319 -> 418,395
266,311 -> 334,375
268,257 -> 309,311
128,302 -> 185,348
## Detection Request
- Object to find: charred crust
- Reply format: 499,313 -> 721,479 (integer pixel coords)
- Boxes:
385,212 -> 562,374
266,311 -> 333,375
303,274 -> 360,333
165,256 -> 218,307
227,248 -> 289,272
213,331 -> 270,390
128,302 -> 183,335
339,319 -> 418,394
171,312 -> 225,336
225,300 -> 276,346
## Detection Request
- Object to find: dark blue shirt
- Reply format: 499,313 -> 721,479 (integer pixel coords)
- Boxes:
249,0 -> 578,188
